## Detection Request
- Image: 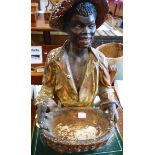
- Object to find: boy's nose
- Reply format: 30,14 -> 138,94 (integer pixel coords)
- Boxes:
82,26 -> 90,34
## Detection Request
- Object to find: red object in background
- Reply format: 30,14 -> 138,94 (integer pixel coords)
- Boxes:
31,12 -> 37,24
113,0 -> 123,16
114,4 -> 118,16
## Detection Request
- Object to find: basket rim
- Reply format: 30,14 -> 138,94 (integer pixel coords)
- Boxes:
41,107 -> 114,146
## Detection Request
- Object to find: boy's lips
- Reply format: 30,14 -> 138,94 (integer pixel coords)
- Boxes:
79,37 -> 91,44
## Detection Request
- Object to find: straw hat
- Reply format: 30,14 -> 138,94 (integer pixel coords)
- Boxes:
49,0 -> 109,31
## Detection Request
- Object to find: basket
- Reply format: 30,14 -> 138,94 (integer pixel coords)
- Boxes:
96,42 -> 123,80
40,107 -> 114,153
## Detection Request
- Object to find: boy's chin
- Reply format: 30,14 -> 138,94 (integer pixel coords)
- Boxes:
78,43 -> 91,49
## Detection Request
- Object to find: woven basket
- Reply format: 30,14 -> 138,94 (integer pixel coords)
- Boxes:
96,42 -> 123,80
41,107 -> 114,153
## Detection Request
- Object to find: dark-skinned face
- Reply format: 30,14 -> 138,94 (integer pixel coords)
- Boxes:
67,14 -> 96,48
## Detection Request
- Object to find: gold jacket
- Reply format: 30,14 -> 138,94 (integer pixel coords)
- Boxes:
36,41 -> 118,107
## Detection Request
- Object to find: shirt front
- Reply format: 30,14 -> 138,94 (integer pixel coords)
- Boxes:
35,41 -> 118,107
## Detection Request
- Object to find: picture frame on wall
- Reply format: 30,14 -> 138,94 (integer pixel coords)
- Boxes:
31,46 -> 43,64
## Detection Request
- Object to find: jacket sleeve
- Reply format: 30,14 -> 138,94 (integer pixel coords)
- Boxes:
98,53 -> 119,106
35,51 -> 56,105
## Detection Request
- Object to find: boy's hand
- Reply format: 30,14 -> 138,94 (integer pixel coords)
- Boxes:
100,103 -> 119,123
36,103 -> 48,129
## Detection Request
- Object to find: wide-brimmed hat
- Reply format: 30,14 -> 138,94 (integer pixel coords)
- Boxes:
49,0 -> 109,31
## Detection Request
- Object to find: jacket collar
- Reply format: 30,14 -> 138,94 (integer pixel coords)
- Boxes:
53,40 -> 100,94
55,40 -> 100,64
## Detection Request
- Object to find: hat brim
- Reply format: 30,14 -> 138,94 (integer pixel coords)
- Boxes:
49,0 -> 109,31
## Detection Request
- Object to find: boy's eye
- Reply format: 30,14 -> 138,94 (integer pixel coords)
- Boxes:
89,24 -> 95,28
75,23 -> 82,28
